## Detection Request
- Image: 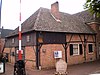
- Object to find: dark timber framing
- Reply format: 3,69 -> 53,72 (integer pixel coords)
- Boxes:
35,32 -> 96,69
4,6 -> 98,70
5,30 -> 96,69
35,31 -> 67,69
62,43 -> 67,63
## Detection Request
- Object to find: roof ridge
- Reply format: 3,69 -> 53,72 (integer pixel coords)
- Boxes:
50,11 -> 62,22
72,10 -> 88,15
32,8 -> 42,30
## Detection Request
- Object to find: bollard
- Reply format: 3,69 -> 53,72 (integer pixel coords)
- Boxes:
14,60 -> 26,75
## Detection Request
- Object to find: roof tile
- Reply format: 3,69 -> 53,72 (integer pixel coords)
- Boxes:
7,8 -> 96,37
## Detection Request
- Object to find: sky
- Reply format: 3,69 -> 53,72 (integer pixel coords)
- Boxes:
1,0 -> 86,30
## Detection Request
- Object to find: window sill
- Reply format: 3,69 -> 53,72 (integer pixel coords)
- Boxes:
88,52 -> 94,55
71,54 -> 80,56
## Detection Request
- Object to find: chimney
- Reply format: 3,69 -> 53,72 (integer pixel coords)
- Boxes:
51,1 -> 61,22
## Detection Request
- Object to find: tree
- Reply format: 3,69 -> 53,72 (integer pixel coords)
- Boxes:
84,0 -> 100,17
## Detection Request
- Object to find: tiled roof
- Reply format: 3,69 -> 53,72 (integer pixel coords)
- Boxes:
7,8 -> 96,37
73,10 -> 100,23
0,28 -> 13,38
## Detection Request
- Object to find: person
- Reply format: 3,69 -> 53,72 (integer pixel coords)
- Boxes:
2,56 -> 6,63
0,53 -> 5,73
0,53 -> 3,62
5,53 -> 8,62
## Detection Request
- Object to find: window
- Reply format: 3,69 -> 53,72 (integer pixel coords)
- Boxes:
88,44 -> 93,53
73,44 -> 79,55
27,35 -> 30,42
12,38 -> 15,43
70,44 -> 83,56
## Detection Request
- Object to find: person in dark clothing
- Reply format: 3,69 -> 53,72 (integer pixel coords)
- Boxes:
0,53 -> 3,62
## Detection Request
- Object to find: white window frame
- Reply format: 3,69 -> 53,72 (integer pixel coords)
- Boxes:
88,43 -> 94,54
26,35 -> 30,42
70,43 -> 80,56
12,38 -> 15,43
73,44 -> 79,55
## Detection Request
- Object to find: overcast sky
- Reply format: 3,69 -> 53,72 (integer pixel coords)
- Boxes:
1,0 -> 86,30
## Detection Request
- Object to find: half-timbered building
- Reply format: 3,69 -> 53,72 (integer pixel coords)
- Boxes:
3,2 -> 100,69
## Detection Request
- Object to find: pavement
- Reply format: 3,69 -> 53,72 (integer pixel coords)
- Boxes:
1,60 -> 100,75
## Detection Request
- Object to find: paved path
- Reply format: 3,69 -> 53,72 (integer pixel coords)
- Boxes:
1,60 -> 100,75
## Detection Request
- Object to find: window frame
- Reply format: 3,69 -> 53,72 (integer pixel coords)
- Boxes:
26,35 -> 30,42
12,38 -> 15,43
73,44 -> 79,55
88,43 -> 94,54
70,43 -> 82,56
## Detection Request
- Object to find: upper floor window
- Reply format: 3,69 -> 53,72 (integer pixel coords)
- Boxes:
12,38 -> 15,43
70,43 -> 83,56
27,35 -> 30,42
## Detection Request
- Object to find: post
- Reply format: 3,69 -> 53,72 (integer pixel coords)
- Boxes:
0,0 -> 2,53
0,0 -> 2,28
36,32 -> 43,70
36,33 -> 39,69
13,0 -> 26,75
65,43 -> 67,63
18,0 -> 22,60
84,35 -> 86,61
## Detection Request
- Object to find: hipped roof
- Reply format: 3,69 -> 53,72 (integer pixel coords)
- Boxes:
7,7 -> 96,37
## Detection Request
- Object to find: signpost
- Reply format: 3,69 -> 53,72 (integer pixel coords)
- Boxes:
0,1 -> 4,74
13,0 -> 26,75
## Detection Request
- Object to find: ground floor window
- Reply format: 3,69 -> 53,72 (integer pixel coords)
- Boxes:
88,43 -> 93,53
70,43 -> 83,56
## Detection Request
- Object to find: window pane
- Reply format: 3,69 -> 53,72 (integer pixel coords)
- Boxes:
73,49 -> 78,54
73,44 -> 78,49
27,35 -> 30,42
73,44 -> 78,55
88,44 -> 93,53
